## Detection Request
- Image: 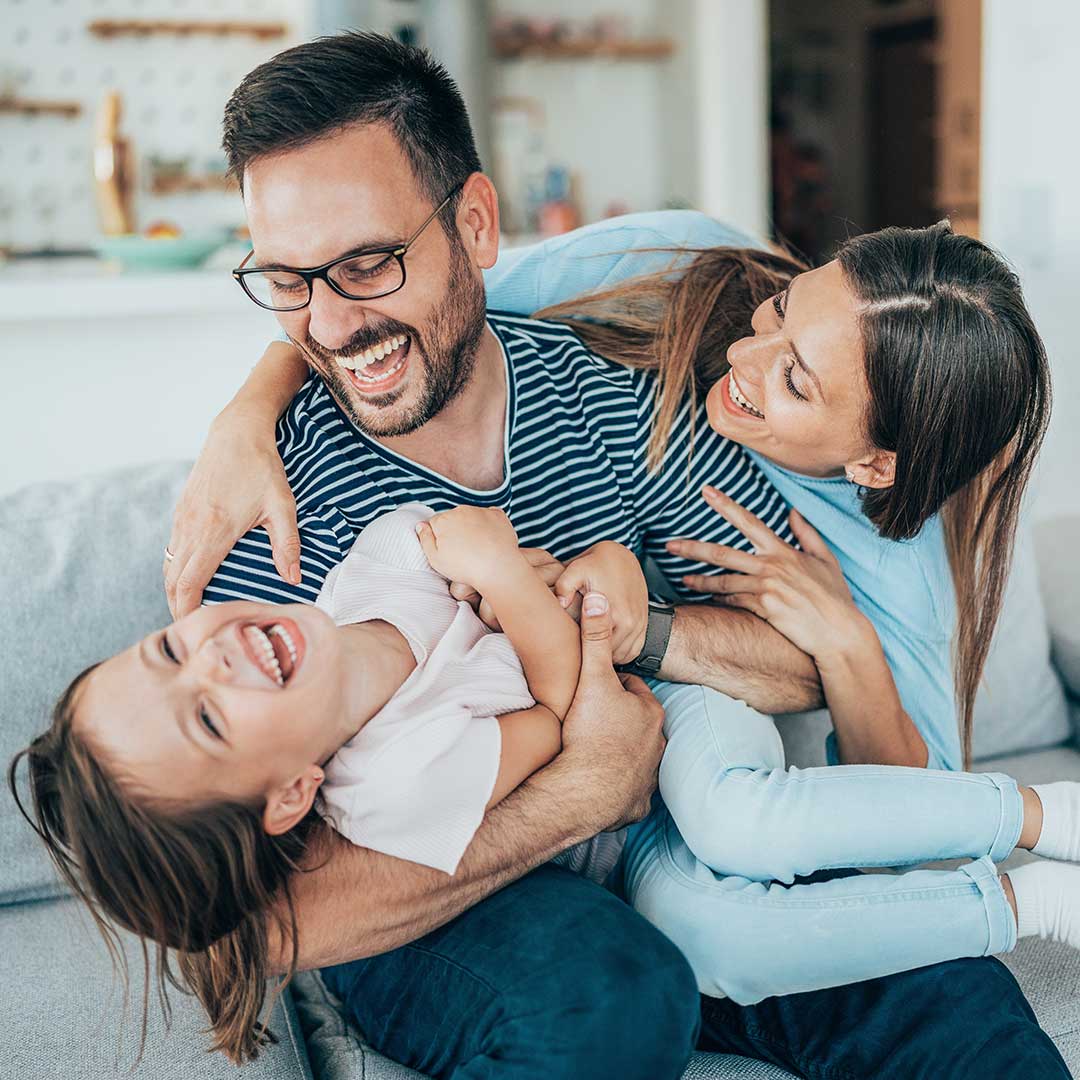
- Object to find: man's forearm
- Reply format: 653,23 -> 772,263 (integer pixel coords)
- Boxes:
274,755 -> 602,974
660,602 -> 824,713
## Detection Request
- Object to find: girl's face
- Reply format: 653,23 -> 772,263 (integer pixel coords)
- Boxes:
706,260 -> 895,487
76,601 -> 344,813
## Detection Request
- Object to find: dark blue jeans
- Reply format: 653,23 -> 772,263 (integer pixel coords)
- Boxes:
322,863 -> 1068,1080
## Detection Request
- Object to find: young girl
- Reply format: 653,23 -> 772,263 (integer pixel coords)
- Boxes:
9,501 -> 627,1064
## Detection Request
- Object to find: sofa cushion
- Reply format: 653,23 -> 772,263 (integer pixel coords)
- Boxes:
1034,515 -> 1080,698
0,894 -> 312,1079
970,527 -> 1071,760
1,462 -> 187,905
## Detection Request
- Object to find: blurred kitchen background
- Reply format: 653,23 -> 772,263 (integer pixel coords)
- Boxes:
0,0 -> 1076,523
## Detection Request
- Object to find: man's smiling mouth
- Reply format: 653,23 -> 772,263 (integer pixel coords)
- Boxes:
335,334 -> 410,382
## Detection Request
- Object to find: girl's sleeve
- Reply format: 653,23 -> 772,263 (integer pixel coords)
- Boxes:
320,709 -> 502,876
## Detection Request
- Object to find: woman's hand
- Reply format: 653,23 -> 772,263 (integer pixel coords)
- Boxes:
667,485 -> 868,664
554,541 -> 649,665
417,506 -> 522,589
165,406 -> 300,618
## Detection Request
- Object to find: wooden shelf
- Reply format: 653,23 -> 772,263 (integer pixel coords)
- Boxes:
493,38 -> 675,61
0,96 -> 81,117
88,19 -> 287,41
149,173 -> 237,196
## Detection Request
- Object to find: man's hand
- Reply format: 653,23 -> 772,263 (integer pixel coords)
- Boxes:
165,406 -> 300,617
450,547 -> 581,629
554,542 -> 650,665
555,591 -> 665,831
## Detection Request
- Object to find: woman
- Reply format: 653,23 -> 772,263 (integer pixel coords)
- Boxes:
163,217 -> 1056,998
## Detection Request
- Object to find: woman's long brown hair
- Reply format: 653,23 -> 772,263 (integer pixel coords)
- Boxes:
538,222 -> 1051,765
8,665 -> 333,1065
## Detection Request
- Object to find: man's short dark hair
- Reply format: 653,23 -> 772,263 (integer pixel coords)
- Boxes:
222,31 -> 481,210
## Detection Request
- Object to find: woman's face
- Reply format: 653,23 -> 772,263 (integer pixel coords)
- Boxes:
706,260 -> 894,484
76,601 -> 344,811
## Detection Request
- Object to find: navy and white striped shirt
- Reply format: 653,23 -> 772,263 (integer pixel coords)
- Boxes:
205,312 -> 792,607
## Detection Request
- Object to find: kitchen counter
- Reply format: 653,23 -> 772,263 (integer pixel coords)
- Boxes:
0,251 -> 254,322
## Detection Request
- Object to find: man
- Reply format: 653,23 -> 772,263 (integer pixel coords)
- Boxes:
169,32 -> 1066,1080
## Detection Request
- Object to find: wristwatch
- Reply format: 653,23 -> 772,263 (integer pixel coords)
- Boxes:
618,601 -> 676,676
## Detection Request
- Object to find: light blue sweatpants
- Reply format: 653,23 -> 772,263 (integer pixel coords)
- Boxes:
619,681 -> 1022,1004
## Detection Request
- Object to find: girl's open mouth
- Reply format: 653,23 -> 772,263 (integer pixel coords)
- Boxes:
239,618 -> 305,687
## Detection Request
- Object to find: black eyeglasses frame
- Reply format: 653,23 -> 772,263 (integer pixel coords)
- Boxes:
232,182 -> 465,312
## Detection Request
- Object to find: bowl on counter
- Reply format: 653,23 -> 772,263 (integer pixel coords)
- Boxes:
93,229 -> 231,271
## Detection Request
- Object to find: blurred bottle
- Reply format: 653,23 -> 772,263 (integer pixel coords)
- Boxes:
538,166 -> 580,237
94,90 -> 134,235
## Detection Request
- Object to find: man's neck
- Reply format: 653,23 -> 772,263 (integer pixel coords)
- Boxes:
379,323 -> 508,491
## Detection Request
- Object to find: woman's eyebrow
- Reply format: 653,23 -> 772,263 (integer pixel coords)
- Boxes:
784,278 -> 825,400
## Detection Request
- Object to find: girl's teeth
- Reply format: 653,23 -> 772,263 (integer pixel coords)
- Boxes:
244,624 -> 285,686
267,624 -> 298,664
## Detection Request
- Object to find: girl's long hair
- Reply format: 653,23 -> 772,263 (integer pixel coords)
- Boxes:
538,222 -> 1051,765
8,665 -> 332,1065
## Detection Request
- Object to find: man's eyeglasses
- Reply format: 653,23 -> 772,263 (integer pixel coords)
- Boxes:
232,183 -> 464,313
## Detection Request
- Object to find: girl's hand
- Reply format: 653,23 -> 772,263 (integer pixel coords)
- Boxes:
554,541 -> 649,664
165,406 -> 300,618
417,506 -> 521,589
667,485 -> 867,663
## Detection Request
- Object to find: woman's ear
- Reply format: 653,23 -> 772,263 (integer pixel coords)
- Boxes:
846,449 -> 896,490
456,172 -> 500,270
262,766 -> 324,837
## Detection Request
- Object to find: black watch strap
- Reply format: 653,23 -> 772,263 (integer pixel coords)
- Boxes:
619,601 -> 675,676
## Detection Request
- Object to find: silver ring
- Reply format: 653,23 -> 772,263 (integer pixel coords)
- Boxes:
164,546 -> 176,562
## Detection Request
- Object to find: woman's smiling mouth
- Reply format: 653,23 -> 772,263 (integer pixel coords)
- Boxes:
722,370 -> 766,420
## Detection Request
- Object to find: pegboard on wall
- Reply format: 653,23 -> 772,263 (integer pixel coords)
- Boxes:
0,0 -> 313,251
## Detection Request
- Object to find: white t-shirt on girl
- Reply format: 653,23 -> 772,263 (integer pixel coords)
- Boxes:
315,502 -> 624,881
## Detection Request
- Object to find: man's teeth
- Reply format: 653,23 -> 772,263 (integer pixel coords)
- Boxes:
243,623 -> 291,687
729,372 -> 765,418
335,335 -> 407,373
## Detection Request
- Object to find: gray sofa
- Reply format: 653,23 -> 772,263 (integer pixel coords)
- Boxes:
3,461 -> 1079,1079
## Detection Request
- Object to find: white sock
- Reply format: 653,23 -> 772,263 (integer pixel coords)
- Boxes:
1030,782 -> 1080,862
1009,861 -> 1080,947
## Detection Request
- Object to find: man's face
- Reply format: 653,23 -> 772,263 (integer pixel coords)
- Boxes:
243,123 -> 487,437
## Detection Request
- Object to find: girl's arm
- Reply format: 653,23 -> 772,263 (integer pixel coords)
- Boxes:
417,507 -> 584,805
671,486 -> 927,768
166,340 -> 310,615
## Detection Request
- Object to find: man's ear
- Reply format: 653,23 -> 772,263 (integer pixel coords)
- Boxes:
456,173 -> 500,270
846,449 -> 896,490
262,766 -> 324,837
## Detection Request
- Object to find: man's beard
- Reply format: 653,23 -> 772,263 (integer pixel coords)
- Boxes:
299,234 -> 486,438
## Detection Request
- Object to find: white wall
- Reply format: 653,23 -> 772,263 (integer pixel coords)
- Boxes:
981,0 -> 1080,521
689,0 -> 769,239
